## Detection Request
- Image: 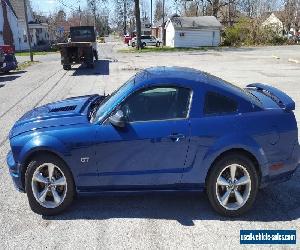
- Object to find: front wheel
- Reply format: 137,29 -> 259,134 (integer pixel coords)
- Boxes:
131,42 -> 135,47
25,154 -> 75,215
206,153 -> 258,216
63,65 -> 71,70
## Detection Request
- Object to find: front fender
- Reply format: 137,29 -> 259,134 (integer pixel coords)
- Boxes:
18,135 -> 69,165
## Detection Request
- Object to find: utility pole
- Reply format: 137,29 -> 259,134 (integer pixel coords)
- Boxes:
162,0 -> 165,46
124,0 -> 127,35
23,0 -> 33,62
150,0 -> 153,27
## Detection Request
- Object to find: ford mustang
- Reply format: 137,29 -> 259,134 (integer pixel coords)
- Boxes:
7,67 -> 299,216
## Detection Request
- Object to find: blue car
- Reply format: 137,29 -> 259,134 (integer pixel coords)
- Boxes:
7,67 -> 299,216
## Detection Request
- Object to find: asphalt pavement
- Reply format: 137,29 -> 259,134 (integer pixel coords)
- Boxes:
0,38 -> 299,249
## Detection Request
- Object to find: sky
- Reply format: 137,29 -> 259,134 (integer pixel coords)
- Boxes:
31,0 -> 87,15
30,0 -> 173,17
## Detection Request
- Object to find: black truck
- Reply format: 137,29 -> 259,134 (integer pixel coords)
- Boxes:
58,26 -> 98,70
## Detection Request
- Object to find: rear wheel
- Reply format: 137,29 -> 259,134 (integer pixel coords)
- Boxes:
25,154 -> 75,215
142,42 -> 146,48
63,65 -> 71,70
206,153 -> 258,216
131,42 -> 136,47
93,50 -> 98,61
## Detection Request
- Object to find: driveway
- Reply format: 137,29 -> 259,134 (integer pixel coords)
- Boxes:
0,38 -> 299,249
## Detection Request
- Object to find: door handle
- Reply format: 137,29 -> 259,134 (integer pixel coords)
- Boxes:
169,133 -> 185,142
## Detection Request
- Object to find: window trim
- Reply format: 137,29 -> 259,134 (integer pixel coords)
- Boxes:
203,91 -> 239,117
104,85 -> 193,124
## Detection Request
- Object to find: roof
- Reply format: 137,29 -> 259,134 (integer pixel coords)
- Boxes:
134,67 -> 248,100
10,0 -> 30,20
169,16 -> 222,29
261,11 -> 285,23
3,0 -> 17,17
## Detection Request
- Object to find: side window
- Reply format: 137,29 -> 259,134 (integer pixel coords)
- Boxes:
121,87 -> 191,122
204,91 -> 238,115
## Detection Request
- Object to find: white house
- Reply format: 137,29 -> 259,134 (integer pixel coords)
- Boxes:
262,13 -> 284,35
165,16 -> 222,48
0,0 -> 21,49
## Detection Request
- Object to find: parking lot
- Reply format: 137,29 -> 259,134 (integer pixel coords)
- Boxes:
0,38 -> 299,249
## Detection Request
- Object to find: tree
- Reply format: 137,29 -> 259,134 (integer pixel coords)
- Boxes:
154,0 -> 164,22
134,0 -> 142,49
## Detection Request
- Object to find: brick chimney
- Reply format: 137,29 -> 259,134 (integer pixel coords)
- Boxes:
2,0 -> 14,46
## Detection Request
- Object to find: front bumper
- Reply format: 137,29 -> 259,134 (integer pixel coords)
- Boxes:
6,151 -> 25,192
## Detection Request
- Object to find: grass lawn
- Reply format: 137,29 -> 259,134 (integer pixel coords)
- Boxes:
17,61 -> 40,70
15,51 -> 59,56
118,46 -> 212,53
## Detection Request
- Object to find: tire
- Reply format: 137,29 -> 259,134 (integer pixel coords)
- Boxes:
63,65 -> 71,70
93,50 -> 98,61
206,153 -> 258,217
131,42 -> 135,47
25,154 -> 75,216
142,42 -> 146,48
156,42 -> 160,47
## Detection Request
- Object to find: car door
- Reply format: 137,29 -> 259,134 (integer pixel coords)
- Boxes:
95,86 -> 192,188
150,36 -> 157,46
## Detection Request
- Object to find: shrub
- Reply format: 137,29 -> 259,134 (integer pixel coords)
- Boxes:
223,18 -> 288,46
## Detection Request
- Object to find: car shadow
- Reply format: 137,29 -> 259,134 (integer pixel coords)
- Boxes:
43,173 -> 300,225
72,60 -> 110,76
0,75 -> 21,83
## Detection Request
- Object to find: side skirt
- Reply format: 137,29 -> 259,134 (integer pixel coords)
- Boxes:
76,183 -> 205,196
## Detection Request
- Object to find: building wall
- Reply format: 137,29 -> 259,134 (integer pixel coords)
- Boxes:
10,0 -> 35,51
166,21 -> 220,48
174,29 -> 220,47
0,1 -> 22,50
16,21 -> 29,51
165,22 -> 175,47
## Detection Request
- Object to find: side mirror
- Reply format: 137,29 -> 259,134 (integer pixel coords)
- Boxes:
109,110 -> 126,128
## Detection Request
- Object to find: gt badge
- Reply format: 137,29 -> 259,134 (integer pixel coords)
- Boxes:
81,157 -> 90,163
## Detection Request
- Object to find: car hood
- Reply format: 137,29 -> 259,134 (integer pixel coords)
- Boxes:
9,94 -> 99,138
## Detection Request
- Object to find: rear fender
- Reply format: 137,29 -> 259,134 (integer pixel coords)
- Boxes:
202,133 -> 268,178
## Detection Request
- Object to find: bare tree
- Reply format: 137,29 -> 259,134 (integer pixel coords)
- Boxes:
154,0 -> 164,22
134,0 -> 142,49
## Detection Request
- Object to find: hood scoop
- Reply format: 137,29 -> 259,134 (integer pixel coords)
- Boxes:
49,105 -> 77,113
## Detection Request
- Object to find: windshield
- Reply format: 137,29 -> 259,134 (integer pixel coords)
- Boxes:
92,77 -> 135,123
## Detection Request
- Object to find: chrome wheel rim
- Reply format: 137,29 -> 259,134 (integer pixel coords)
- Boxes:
216,164 -> 251,211
31,163 -> 67,209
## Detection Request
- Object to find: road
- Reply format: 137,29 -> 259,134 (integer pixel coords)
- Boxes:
0,38 -> 299,249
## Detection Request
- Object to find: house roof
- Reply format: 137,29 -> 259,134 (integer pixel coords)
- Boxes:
10,0 -> 30,20
170,16 -> 222,29
261,11 -> 285,23
3,0 -> 17,17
